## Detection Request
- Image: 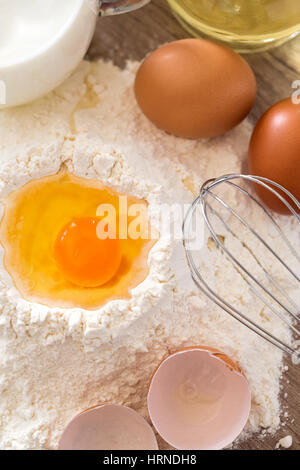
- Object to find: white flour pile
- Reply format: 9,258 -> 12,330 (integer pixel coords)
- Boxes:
0,60 -> 298,449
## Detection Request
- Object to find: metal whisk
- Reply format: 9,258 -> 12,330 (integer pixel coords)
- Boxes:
183,174 -> 300,357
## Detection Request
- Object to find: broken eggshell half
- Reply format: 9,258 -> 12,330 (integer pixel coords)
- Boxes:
58,403 -> 158,450
147,346 -> 251,450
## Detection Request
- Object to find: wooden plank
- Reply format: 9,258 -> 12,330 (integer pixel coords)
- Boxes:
87,0 -> 300,450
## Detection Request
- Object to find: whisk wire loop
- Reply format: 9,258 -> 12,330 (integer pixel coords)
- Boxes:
183,174 -> 300,357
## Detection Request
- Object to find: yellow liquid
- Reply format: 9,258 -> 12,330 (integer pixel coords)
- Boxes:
0,172 -> 155,310
167,0 -> 300,52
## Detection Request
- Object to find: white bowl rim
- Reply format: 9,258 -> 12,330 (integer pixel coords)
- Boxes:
0,0 -> 88,69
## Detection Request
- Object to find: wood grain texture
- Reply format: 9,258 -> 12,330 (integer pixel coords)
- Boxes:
87,0 -> 300,451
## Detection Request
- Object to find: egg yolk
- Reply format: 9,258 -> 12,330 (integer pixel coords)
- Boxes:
0,172 -> 155,310
54,217 -> 122,288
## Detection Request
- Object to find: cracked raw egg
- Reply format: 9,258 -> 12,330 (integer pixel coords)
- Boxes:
147,347 -> 251,450
0,172 -> 154,310
54,217 -> 122,288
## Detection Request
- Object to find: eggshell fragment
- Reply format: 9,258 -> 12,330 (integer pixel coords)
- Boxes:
58,404 -> 158,450
134,39 -> 256,139
248,98 -> 300,214
147,347 -> 251,450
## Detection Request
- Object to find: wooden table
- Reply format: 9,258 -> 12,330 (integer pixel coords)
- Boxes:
87,0 -> 300,450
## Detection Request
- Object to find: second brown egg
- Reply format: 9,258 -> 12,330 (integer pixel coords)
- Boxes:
248,98 -> 300,214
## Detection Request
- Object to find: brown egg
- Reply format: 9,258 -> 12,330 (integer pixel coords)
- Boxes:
248,98 -> 300,214
134,39 -> 256,139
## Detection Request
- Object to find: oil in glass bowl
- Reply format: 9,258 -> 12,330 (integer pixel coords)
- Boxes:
167,0 -> 300,52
